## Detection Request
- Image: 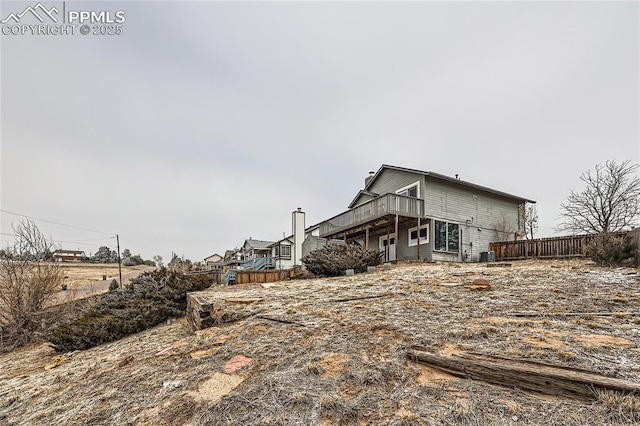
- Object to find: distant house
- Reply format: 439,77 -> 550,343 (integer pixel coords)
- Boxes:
53,249 -> 85,262
203,253 -> 223,271
268,208 -> 320,270
314,164 -> 535,262
223,249 -> 244,272
268,236 -> 294,270
241,238 -> 274,260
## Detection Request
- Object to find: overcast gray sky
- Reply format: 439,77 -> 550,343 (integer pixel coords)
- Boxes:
1,1 -> 638,262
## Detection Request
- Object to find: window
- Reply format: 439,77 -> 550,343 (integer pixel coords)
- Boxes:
275,245 -> 291,259
396,181 -> 420,198
408,224 -> 429,246
434,220 -> 459,252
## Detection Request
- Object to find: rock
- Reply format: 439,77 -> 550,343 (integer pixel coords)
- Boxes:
224,355 -> 253,374
345,269 -> 355,276
162,380 -> 182,391
469,278 -> 491,290
383,263 -> 392,270
367,266 -> 377,273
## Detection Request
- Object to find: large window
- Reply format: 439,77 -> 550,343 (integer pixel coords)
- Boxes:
434,220 -> 459,252
396,181 -> 420,198
408,224 -> 429,246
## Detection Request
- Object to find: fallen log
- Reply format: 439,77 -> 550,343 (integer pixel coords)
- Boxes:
407,347 -> 640,401
256,315 -> 306,327
328,293 -> 392,303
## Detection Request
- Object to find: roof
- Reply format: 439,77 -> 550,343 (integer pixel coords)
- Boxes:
268,236 -> 294,248
347,190 -> 379,209
223,249 -> 239,259
242,239 -> 275,250
353,164 -> 535,207
53,249 -> 85,255
204,253 -> 223,262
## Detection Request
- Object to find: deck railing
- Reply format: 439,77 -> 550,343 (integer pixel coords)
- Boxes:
319,193 -> 423,238
240,256 -> 276,271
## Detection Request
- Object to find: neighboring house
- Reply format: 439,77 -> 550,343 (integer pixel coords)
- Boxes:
268,208 -> 321,269
240,238 -> 276,270
220,209 -> 321,279
242,238 -> 275,260
315,164 -> 535,262
203,253 -> 223,271
223,249 -> 244,272
53,249 -> 85,262
269,236 -> 294,270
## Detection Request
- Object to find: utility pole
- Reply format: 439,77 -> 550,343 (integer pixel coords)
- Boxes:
116,234 -> 123,288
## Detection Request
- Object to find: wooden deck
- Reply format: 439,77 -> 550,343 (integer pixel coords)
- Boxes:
319,193 -> 423,238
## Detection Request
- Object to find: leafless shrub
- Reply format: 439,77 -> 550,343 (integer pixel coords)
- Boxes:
0,220 -> 62,349
585,233 -> 636,266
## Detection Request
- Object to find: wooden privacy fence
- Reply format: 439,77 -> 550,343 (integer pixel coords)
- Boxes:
234,269 -> 294,285
186,270 -> 224,284
490,231 -> 639,262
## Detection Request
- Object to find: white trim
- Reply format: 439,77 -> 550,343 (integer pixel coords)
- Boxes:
379,233 -> 397,262
408,224 -> 429,246
434,220 -> 460,253
395,180 -> 421,198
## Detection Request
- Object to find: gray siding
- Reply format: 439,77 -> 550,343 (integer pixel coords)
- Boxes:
364,221 -> 432,262
351,192 -> 375,207
424,178 -> 521,262
396,221 -> 432,261
367,169 -> 425,199
344,167 -> 524,262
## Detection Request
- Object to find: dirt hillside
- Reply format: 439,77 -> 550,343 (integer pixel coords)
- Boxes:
1,259 -> 639,425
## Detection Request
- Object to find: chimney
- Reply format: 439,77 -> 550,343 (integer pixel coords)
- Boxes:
364,171 -> 375,187
292,208 -> 305,266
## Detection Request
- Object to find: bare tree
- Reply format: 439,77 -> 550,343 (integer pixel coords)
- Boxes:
493,212 -> 517,241
168,253 -> 192,273
0,220 -> 62,346
558,160 -> 640,234
524,203 -> 539,240
153,254 -> 164,268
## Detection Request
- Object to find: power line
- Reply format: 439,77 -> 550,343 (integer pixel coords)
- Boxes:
0,233 -> 111,248
56,237 -> 114,243
0,209 -> 113,235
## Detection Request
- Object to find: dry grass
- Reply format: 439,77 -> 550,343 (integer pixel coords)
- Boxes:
0,259 -> 639,425
58,263 -> 147,289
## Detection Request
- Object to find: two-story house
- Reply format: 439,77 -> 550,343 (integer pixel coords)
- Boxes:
316,164 -> 535,262
203,253 -> 224,271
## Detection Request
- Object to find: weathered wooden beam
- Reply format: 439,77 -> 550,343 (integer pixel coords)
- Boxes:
256,315 -> 306,327
407,347 -> 640,401
328,293 -> 392,303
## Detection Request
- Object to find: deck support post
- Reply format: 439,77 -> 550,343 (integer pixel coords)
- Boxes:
394,215 -> 399,261
417,217 -> 420,261
386,227 -> 390,261
365,225 -> 369,250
